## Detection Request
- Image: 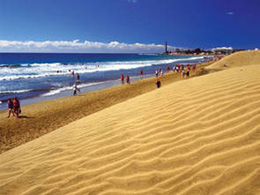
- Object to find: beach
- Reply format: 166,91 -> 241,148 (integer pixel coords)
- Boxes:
0,53 -> 204,110
0,62 -> 210,153
0,50 -> 260,194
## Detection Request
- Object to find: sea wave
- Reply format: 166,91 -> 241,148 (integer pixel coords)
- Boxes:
41,82 -> 105,97
0,56 -> 204,81
0,89 -> 34,94
0,72 -> 69,81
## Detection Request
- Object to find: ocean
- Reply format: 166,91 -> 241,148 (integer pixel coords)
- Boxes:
0,53 -> 206,110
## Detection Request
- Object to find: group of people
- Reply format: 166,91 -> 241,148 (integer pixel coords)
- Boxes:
154,64 -> 195,79
69,70 -> 80,81
155,68 -> 164,77
70,71 -> 81,96
173,64 -> 196,78
7,97 -> 21,118
120,74 -> 130,84
119,63 -> 199,89
173,64 -> 196,72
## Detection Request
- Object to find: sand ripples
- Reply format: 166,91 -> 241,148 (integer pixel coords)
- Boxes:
0,63 -> 260,194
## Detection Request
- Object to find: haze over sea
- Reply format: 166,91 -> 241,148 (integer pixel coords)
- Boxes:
0,53 -> 205,110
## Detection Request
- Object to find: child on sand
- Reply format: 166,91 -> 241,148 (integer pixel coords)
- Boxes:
7,98 -> 14,118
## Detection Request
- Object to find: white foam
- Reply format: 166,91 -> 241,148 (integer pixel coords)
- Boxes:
0,56 -> 204,81
41,82 -> 104,97
0,89 -> 33,94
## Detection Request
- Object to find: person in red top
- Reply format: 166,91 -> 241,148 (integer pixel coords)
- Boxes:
140,69 -> 143,78
77,73 -> 80,81
176,64 -> 180,72
13,97 -> 20,118
167,66 -> 170,72
193,65 -> 196,71
7,98 -> 14,118
126,75 -> 130,84
120,74 -> 124,84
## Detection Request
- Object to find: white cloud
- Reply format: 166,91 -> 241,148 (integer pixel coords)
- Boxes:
0,40 -> 177,53
128,0 -> 138,3
227,12 -> 234,15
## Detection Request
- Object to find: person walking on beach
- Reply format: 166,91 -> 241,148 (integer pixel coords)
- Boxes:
176,65 -> 179,72
140,69 -> 143,79
182,69 -> 185,78
126,75 -> 130,84
160,69 -> 163,76
187,64 -> 190,70
72,71 -> 75,78
72,82 -> 80,96
155,69 -> 159,77
77,73 -> 80,81
167,66 -> 170,72
156,78 -> 161,88
120,74 -> 125,84
7,98 -> 14,118
186,69 -> 190,78
13,97 -> 20,118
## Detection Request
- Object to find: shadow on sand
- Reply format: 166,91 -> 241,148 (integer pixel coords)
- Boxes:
19,116 -> 35,119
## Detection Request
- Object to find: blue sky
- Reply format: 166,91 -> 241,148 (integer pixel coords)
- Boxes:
0,0 -> 259,52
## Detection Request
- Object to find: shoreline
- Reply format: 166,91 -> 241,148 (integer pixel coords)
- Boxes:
0,74 -> 154,111
0,54 -> 206,109
0,61 -> 214,153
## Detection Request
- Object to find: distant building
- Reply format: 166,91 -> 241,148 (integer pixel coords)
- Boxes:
211,47 -> 233,55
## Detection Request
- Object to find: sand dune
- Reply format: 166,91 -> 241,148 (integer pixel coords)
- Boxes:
207,50 -> 260,69
0,52 -> 260,194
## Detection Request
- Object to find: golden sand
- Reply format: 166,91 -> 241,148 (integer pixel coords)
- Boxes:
0,63 -> 209,154
207,50 -> 260,69
0,51 -> 260,194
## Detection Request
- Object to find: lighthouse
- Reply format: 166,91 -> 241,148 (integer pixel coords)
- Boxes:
165,42 -> 168,54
